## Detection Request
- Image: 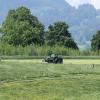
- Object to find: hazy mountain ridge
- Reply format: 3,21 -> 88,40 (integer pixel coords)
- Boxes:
0,0 -> 100,48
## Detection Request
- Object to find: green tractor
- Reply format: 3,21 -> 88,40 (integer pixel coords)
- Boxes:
43,54 -> 63,64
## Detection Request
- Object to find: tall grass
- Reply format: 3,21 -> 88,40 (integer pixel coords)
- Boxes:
0,43 -> 100,56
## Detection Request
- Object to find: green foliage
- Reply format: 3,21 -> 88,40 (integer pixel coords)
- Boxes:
0,43 -> 78,56
0,7 -> 79,50
91,31 -> 100,51
0,43 -> 100,56
45,22 -> 78,49
1,7 -> 44,46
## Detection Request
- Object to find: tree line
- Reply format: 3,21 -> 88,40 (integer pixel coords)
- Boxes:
0,6 -> 100,51
0,7 -> 78,50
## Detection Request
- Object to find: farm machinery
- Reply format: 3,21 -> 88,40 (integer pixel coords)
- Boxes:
43,54 -> 63,64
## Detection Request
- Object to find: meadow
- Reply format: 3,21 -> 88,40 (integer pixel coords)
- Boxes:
0,59 -> 100,100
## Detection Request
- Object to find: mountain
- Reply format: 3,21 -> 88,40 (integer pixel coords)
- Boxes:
0,0 -> 100,48
0,0 -> 73,26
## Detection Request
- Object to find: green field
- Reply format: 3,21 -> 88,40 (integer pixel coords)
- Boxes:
0,59 -> 100,100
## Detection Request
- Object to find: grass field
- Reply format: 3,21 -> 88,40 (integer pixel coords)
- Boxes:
3,59 -> 100,64
0,59 -> 100,100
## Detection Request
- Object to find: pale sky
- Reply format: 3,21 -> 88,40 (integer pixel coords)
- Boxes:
65,0 -> 100,9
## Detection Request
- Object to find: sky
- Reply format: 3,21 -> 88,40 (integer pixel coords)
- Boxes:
65,0 -> 100,9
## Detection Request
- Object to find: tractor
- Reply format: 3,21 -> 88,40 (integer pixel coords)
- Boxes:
43,54 -> 63,64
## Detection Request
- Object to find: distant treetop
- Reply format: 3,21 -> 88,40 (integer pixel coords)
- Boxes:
1,6 -> 44,46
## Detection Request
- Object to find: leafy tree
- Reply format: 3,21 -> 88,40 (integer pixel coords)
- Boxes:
45,22 -> 78,49
1,7 -> 44,46
91,31 -> 100,50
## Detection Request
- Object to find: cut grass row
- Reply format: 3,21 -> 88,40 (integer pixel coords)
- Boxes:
0,75 -> 100,100
0,56 -> 100,60
2,59 -> 100,64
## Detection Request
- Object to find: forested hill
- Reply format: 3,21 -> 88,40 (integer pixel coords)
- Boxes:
0,0 -> 100,47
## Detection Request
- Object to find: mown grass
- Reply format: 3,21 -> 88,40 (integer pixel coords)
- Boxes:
1,56 -> 100,60
0,60 -> 100,100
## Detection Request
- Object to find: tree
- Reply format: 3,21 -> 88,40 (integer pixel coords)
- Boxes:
91,31 -> 100,50
45,22 -> 78,49
1,7 -> 44,46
